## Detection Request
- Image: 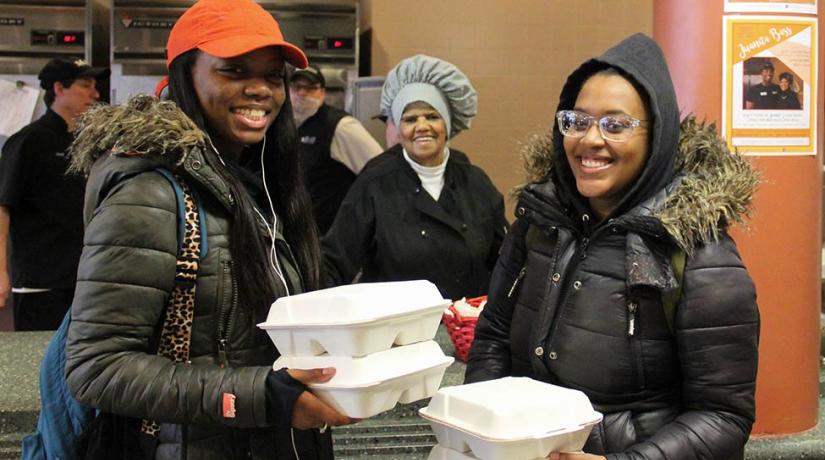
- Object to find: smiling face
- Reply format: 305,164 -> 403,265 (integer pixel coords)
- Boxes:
398,101 -> 448,166
760,67 -> 774,85
563,73 -> 650,220
192,47 -> 285,159
779,77 -> 791,91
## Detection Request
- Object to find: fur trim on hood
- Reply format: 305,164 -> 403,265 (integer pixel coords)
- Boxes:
69,94 -> 206,174
515,116 -> 760,253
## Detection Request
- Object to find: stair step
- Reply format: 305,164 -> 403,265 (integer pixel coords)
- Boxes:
336,453 -> 429,460
0,446 -> 21,460
0,432 -> 25,449
366,401 -> 430,421
334,420 -> 432,435
334,431 -> 436,447
333,440 -> 436,457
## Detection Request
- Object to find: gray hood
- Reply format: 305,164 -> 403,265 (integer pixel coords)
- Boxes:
551,33 -> 681,221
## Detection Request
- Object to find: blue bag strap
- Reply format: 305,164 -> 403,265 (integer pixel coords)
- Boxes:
25,311 -> 94,460
155,168 -> 208,259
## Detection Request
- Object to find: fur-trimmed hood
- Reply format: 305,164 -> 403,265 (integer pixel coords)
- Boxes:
517,33 -> 759,254
516,116 -> 759,253
69,94 -> 206,174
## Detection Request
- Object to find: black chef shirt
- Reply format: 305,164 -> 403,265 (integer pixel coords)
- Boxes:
745,82 -> 780,109
0,109 -> 85,289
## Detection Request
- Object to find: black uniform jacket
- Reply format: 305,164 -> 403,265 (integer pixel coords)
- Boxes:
322,146 -> 508,300
466,34 -> 760,460
0,109 -> 85,288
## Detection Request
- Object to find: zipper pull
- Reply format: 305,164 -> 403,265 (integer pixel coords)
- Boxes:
627,301 -> 637,336
507,267 -> 527,298
218,338 -> 228,368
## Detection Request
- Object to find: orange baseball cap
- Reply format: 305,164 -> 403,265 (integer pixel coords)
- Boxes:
165,0 -> 308,69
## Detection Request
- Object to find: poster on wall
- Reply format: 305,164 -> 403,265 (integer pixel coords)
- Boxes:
722,16 -> 818,156
724,0 -> 817,14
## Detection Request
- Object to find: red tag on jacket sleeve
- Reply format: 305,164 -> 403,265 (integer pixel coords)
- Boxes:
222,393 -> 236,418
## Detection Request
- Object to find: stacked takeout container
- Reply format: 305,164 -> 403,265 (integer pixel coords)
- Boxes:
258,280 -> 454,418
419,377 -> 603,460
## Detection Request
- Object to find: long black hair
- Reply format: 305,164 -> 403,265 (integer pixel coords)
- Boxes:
167,49 -> 321,321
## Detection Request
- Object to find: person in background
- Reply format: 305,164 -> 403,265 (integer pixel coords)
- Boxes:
290,65 -> 382,234
775,72 -> 801,110
371,112 -> 471,165
322,55 -> 508,301
466,34 -> 760,459
63,0 -> 354,458
0,57 -> 108,330
744,61 -> 779,109
373,113 -> 400,150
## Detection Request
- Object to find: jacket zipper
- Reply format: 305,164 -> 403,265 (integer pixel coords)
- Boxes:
626,299 -> 645,388
181,425 -> 188,460
507,267 -> 527,298
278,239 -> 303,293
217,260 -> 236,367
627,301 -> 637,336
544,225 -> 607,348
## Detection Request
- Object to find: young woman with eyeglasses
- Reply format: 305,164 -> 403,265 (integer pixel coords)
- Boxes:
466,34 -> 760,460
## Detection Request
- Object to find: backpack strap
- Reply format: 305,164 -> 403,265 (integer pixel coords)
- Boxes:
661,249 -> 686,335
156,168 -> 208,259
141,170 -> 202,438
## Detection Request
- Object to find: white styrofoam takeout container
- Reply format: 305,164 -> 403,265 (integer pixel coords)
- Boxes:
258,280 -> 450,356
427,445 -> 479,460
273,340 -> 454,419
419,377 -> 603,460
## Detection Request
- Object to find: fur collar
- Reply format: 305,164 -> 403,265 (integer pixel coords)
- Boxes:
515,116 -> 760,252
69,94 -> 206,175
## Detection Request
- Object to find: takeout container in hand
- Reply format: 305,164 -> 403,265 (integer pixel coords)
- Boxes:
427,445 -> 480,460
419,377 -> 602,460
259,280 -> 450,356
274,340 -> 454,418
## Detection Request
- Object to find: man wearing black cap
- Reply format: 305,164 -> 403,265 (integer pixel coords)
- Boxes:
289,65 -> 382,234
0,57 -> 109,330
745,61 -> 780,109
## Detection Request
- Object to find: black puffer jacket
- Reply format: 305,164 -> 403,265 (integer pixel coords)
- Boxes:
466,34 -> 760,460
64,96 -> 328,460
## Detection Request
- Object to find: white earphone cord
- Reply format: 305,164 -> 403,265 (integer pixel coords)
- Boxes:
208,134 -> 290,296
258,135 -> 290,297
211,135 -> 300,458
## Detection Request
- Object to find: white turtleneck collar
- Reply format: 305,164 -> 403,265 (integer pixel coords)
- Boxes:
403,147 -> 450,201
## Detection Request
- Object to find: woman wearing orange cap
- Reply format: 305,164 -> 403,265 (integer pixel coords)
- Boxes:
63,0 -> 353,458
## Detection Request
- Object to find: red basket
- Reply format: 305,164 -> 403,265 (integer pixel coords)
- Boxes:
442,296 -> 486,362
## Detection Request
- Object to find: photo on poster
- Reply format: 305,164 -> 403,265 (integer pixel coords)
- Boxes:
724,0 -> 817,14
722,16 -> 818,155
742,57 -> 803,110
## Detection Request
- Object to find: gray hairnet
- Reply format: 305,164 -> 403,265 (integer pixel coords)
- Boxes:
380,55 -> 477,137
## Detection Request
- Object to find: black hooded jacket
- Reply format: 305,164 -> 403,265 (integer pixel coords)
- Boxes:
465,34 -> 760,459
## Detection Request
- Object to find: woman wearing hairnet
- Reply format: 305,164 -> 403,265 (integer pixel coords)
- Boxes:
322,55 -> 508,301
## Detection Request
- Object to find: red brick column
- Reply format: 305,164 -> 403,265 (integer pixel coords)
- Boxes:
654,0 -> 824,435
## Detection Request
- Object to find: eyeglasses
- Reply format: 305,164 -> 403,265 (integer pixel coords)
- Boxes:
556,110 -> 647,143
289,82 -> 322,92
